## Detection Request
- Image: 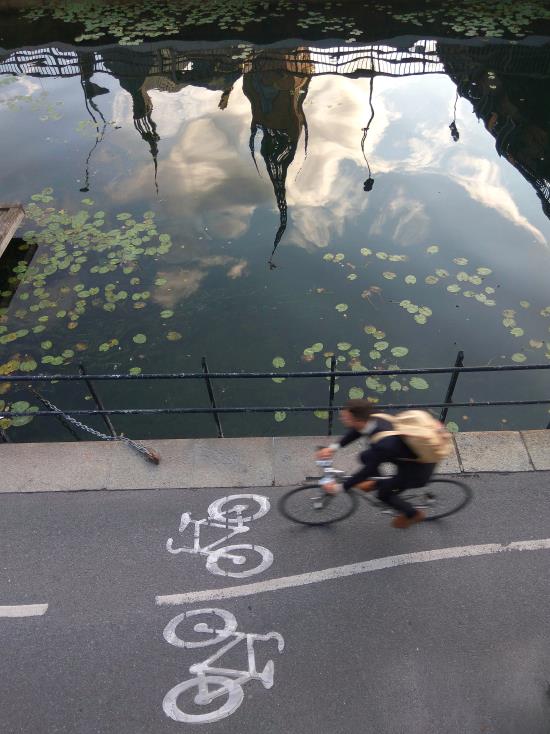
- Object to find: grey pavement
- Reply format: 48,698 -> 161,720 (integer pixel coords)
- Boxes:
2,430 -> 550,493
1,472 -> 550,733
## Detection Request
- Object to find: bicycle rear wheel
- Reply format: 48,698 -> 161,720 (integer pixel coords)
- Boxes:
400,478 -> 472,521
278,484 -> 358,525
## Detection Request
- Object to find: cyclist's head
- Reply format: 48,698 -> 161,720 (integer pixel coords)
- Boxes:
340,399 -> 374,429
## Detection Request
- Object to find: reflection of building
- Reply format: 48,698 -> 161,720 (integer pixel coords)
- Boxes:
439,42 -> 550,219
243,49 -> 313,267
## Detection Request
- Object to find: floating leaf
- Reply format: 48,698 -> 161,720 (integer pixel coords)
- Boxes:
337,342 -> 351,351
311,343 -> 324,353
446,421 -> 459,433
529,340 -> 543,349
453,257 -> 468,265
166,331 -> 182,341
314,410 -> 329,419
404,275 -> 416,284
383,271 -> 396,280
374,341 -> 389,351
160,309 -> 174,319
447,284 -> 461,293
426,245 -> 439,254
274,411 -> 286,422
347,274 -> 357,280
334,253 -> 345,262
511,353 -> 526,363
360,248 -> 372,256
391,347 -> 408,357
19,359 -> 38,372
520,300 -> 530,308
335,304 -> 348,313
323,253 -> 334,261
510,327 -> 524,337
129,367 -> 142,376
132,333 -> 147,344
349,387 -> 364,399
410,377 -> 429,389
390,380 -> 402,391
425,275 -> 439,285
476,267 -> 492,276
272,357 -> 286,368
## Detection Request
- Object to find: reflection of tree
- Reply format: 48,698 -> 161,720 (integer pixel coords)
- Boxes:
439,43 -> 550,220
243,49 -> 313,268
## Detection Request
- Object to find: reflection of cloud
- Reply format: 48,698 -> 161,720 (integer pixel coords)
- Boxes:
369,189 -> 429,245
107,81 -> 272,242
285,75 -> 400,249
149,86 -> 217,138
449,156 -> 547,245
153,255 -> 249,307
373,78 -> 547,246
153,268 -> 206,307
227,259 -> 248,278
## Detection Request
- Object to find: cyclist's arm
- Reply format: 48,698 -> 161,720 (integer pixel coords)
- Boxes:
342,442 -> 388,491
329,428 -> 362,452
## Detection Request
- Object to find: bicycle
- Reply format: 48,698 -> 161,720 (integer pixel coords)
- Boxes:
162,608 -> 285,724
278,458 -> 472,525
166,494 -> 273,578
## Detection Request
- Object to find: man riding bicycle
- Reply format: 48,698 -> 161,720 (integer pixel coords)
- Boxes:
317,399 -> 436,529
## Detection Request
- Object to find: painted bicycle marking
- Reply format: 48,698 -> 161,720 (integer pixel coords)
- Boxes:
166,494 -> 273,579
162,608 -> 284,724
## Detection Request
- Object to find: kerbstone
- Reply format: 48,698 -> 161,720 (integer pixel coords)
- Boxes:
521,431 -> 550,470
192,437 -> 274,487
454,431 -> 532,472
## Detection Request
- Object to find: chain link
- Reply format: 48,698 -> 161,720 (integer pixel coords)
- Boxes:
32,391 -> 160,464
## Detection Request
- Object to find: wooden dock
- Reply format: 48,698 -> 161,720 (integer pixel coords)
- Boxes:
0,204 -> 25,260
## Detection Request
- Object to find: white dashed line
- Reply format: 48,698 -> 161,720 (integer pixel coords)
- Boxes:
0,604 -> 48,618
156,537 -> 550,606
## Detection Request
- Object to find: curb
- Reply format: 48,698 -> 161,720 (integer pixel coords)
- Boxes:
1,430 -> 550,493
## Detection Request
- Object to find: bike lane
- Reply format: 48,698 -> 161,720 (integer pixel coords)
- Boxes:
1,473 -> 550,732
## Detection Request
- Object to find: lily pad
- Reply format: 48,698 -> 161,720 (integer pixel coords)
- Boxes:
132,333 -> 147,344
272,357 -> 286,368
274,411 -> 286,422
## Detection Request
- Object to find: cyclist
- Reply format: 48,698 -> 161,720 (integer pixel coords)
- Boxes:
317,399 -> 435,529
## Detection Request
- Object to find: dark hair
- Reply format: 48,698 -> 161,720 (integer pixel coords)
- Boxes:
342,399 -> 374,421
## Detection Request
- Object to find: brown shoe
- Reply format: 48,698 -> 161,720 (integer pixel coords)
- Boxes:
391,510 -> 426,529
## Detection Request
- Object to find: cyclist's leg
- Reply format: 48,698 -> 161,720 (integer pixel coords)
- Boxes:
381,461 -> 436,517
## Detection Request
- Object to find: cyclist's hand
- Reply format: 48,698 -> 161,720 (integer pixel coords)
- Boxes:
316,447 -> 334,460
322,481 -> 342,495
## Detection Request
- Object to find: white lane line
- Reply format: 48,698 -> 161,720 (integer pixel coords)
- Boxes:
156,537 -> 550,606
0,604 -> 48,618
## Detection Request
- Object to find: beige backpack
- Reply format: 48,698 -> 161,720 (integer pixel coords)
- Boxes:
370,411 -> 453,464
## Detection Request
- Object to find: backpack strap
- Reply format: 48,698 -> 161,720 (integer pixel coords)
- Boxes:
369,414 -> 399,444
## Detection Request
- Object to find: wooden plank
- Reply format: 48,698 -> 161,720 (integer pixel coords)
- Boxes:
0,204 -> 25,259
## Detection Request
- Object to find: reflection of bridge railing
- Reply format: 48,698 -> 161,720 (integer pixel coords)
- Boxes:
1,40 -> 549,82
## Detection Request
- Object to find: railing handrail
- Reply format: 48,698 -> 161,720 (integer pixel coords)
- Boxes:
2,362 -> 550,382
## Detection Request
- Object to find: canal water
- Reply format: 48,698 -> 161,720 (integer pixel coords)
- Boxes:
1,3 -> 550,439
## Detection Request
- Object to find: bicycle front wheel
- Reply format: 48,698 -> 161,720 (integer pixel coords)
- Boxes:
400,478 -> 472,521
278,484 -> 358,526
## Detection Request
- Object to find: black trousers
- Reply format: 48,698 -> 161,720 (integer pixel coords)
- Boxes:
343,436 -> 436,518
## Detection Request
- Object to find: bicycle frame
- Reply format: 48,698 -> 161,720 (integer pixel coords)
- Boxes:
167,512 -> 250,561
189,630 -> 285,705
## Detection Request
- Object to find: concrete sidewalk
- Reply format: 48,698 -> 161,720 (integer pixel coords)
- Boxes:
1,430 -> 550,493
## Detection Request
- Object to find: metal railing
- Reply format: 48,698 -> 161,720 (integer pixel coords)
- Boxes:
2,352 -> 550,441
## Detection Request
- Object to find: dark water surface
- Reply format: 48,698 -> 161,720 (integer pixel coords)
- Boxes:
1,30 -> 550,439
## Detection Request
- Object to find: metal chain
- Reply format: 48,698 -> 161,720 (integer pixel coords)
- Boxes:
31,391 -> 160,464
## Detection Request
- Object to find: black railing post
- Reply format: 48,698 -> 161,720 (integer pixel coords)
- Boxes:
78,364 -> 117,437
327,355 -> 337,436
440,350 -> 464,423
202,357 -> 224,438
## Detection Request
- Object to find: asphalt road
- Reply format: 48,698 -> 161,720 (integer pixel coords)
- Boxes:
2,472 -> 550,734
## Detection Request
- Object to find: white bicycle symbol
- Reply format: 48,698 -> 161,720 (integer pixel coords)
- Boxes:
162,608 -> 285,724
166,494 -> 273,579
